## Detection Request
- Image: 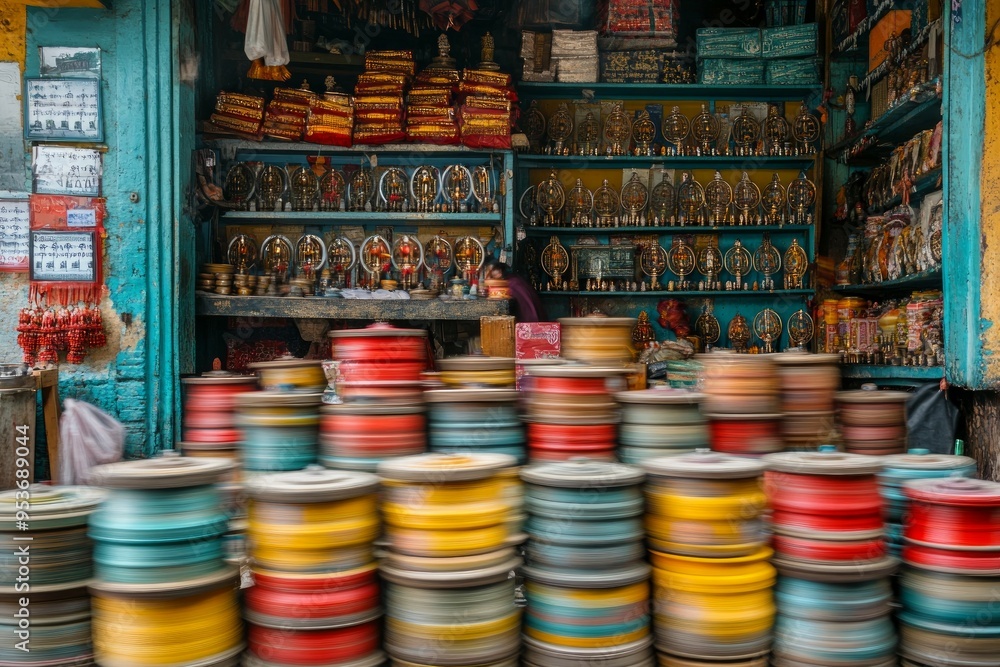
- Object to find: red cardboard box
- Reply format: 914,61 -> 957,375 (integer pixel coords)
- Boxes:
515,322 -> 561,359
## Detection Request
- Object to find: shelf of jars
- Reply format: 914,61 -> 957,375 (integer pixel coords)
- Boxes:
826,78 -> 942,164
517,82 -> 822,102
196,293 -> 509,321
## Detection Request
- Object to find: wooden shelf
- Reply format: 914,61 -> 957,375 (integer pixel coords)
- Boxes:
518,155 -> 816,169
205,138 -> 503,160
538,289 -> 814,298
826,79 -> 942,164
196,293 -> 509,320
841,364 -> 944,381
832,269 -> 942,295
221,211 -> 502,224
524,224 -> 813,236
517,82 -> 821,101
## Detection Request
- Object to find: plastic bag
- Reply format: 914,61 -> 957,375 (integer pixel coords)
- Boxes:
59,399 -> 124,486
245,0 -> 289,67
906,383 -> 959,454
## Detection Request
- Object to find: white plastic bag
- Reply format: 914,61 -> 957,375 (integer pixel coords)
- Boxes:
245,0 -> 290,66
59,399 -> 124,486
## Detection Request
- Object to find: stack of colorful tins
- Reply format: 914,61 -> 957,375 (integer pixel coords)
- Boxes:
764,450 -> 898,667
520,460 -> 654,667
251,358 -> 327,393
643,450 -> 773,665
323,324 -> 431,471
235,391 -> 322,473
244,467 -> 383,667
772,352 -> 840,450
616,390 -> 708,464
558,316 -> 637,364
523,365 -> 629,462
878,449 -> 977,556
699,354 -> 782,457
426,390 -> 525,463
87,455 -> 244,666
836,388 -> 910,456
377,453 -> 523,667
898,478 -> 1000,667
179,372 -> 256,466
0,486 -> 104,667
437,356 -> 516,388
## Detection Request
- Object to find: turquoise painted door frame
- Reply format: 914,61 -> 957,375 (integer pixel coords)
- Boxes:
24,0 -> 193,455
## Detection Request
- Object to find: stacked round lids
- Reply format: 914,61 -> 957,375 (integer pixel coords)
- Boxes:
558,316 -> 637,364
837,388 -> 909,456
425,389 -> 525,463
329,324 -> 429,396
243,467 -> 384,667
764,450 -> 898,667
234,391 -> 323,472
436,356 -> 516,388
879,449 -> 977,555
377,453 -> 523,667
179,372 -> 256,454
320,400 -> 427,472
700,354 -> 783,457
523,365 -> 629,463
773,352 -> 840,450
616,390 -> 708,464
899,478 -> 1000,667
249,358 -> 327,393
86,455 -> 244,666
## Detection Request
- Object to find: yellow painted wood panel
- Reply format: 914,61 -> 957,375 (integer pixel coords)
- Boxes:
981,0 -> 1000,383
0,1 -> 26,66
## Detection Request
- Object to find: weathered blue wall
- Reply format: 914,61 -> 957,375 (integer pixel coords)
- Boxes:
0,1 -> 191,465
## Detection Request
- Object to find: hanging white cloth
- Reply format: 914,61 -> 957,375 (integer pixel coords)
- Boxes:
244,0 -> 290,67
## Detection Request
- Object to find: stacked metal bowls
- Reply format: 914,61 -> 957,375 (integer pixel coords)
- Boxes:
644,450 -> 773,664
764,450 -> 898,667
0,485 -> 104,667
520,459 -> 653,666
699,354 -> 782,457
615,390 -> 708,464
244,467 -> 383,667
378,453 -> 523,667
837,388 -> 910,456
772,352 -> 840,450
87,455 -> 243,667
898,478 -> 1000,667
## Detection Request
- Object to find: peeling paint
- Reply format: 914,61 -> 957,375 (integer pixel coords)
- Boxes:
980,0 -> 1000,384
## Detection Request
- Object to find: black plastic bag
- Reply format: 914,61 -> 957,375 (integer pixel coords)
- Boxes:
906,383 -> 959,454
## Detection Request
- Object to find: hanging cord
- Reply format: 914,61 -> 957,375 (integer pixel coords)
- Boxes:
948,13 -> 1000,59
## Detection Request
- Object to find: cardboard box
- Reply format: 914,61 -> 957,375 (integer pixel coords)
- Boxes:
869,9 -> 912,72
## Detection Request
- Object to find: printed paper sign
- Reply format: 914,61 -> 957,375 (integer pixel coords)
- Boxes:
0,200 -> 30,271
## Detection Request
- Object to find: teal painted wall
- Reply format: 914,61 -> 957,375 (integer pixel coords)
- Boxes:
0,1 -> 191,467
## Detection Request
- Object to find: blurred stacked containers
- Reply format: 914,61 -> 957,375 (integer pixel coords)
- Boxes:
764,450 -> 898,667
643,450 -> 774,664
377,453 -> 523,667
520,460 -> 654,666
700,354 -> 782,457
772,352 -> 840,450
244,468 -> 383,666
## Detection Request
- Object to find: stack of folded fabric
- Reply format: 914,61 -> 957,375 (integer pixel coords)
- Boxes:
552,30 -> 599,83
263,85 -> 316,141
209,91 -> 266,139
521,31 -> 556,82
353,50 -> 414,145
305,79 -> 354,146
407,43 -> 460,144
458,69 -> 515,149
